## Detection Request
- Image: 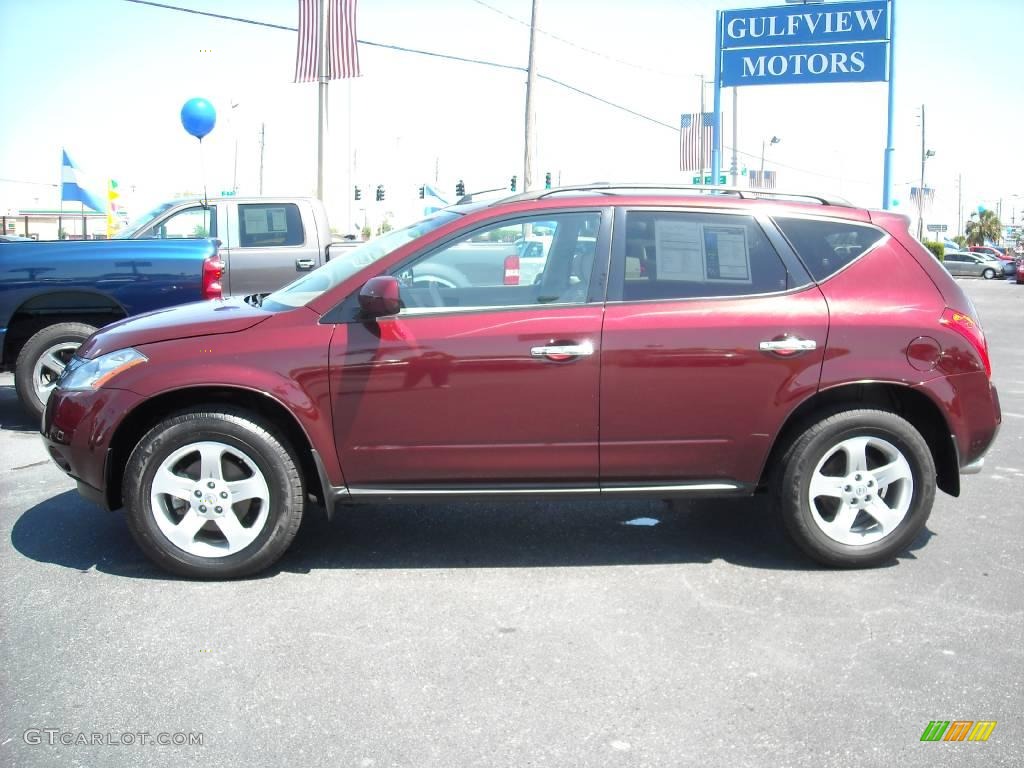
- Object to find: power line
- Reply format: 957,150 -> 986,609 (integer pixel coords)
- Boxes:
465,0 -> 683,78
119,0 -> 859,184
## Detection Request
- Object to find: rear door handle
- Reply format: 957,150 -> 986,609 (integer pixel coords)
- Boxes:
296,258 -> 316,270
759,337 -> 817,356
530,340 -> 594,361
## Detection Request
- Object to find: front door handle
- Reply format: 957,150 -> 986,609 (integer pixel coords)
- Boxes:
759,337 -> 817,356
530,340 -> 595,361
296,258 -> 316,270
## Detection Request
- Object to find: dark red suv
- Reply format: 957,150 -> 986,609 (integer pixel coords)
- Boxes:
41,186 -> 1001,578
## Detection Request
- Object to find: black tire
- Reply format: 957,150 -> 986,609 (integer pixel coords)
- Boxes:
982,267 -> 996,280
123,408 -> 305,579
776,409 -> 935,568
14,322 -> 97,422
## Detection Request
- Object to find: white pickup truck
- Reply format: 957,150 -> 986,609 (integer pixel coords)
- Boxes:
116,196 -> 353,296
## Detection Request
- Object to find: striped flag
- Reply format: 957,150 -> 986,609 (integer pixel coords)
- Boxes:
749,170 -> 777,189
910,186 -> 934,213
295,0 -> 361,82
679,112 -> 713,172
60,149 -> 104,212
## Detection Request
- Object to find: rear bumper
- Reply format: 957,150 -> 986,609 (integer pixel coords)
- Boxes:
915,372 -> 1000,471
42,386 -> 143,511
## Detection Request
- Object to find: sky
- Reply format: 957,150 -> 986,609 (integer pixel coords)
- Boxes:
1,0 -> 1022,235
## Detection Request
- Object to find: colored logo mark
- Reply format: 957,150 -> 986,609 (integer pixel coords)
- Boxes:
920,720 -> 997,742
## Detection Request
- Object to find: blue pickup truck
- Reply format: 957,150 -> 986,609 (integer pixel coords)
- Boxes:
0,238 -> 223,420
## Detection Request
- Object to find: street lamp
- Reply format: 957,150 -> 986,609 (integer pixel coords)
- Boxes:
916,147 -> 935,240
760,135 -> 780,181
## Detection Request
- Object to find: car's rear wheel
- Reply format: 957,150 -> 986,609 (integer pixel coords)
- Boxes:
123,409 -> 304,579
982,267 -> 996,279
14,322 -> 97,422
776,409 -> 935,568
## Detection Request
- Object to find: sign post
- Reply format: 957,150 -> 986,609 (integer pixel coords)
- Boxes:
711,0 -> 894,206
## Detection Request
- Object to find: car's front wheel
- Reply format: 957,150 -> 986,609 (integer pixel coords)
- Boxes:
982,267 -> 996,280
777,409 -> 935,568
124,409 -> 304,579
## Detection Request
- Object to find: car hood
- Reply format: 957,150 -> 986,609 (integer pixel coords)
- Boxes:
78,298 -> 273,359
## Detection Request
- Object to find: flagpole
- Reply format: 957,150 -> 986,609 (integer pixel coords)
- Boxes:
316,0 -> 329,200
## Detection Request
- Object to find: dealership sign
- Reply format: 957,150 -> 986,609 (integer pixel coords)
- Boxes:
720,1 -> 889,86
707,1 -> 897,209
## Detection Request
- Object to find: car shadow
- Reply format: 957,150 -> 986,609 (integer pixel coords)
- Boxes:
10,490 -> 931,580
0,383 -> 38,432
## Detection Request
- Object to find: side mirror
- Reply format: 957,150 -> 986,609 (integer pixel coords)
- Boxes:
358,275 -> 401,317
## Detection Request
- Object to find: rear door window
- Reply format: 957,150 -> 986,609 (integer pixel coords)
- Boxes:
774,217 -> 885,281
237,203 -> 304,247
610,210 -> 790,301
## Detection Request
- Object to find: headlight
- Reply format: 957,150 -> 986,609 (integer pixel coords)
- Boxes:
58,348 -> 148,391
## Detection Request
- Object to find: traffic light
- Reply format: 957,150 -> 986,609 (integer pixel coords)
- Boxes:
354,185 -> 361,201
455,179 -> 465,197
375,185 -> 385,202
418,185 -> 425,199
544,172 -> 552,189
510,175 -> 517,192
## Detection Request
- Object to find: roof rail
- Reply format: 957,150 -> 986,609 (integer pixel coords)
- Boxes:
499,183 -> 852,208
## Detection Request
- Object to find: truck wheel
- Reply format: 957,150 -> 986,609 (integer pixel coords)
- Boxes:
123,408 -> 305,579
14,322 -> 97,422
776,409 -> 935,568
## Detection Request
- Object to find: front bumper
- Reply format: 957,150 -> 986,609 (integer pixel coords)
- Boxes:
42,385 -> 144,511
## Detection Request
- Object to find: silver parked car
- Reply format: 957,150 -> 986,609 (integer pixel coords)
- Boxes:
942,250 -> 1002,279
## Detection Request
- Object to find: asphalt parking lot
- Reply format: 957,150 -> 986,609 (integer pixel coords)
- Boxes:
1,278 -> 1021,768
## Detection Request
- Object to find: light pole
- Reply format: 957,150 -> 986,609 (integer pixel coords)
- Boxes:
760,136 -> 780,184
916,104 -> 935,241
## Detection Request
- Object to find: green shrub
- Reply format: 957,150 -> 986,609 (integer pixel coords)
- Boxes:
922,239 -> 945,261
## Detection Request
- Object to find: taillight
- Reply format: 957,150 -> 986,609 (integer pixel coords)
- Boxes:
202,255 -> 225,299
503,253 -> 520,285
940,308 -> 991,377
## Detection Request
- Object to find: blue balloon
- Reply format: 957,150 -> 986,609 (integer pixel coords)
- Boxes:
180,98 -> 217,140
977,205 -> 986,214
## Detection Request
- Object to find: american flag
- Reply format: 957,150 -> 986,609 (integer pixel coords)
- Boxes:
295,0 -> 361,83
910,186 -> 934,213
748,170 -> 777,189
679,112 -> 713,172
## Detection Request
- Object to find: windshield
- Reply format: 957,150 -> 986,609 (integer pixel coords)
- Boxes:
262,210 -> 462,310
113,201 -> 177,239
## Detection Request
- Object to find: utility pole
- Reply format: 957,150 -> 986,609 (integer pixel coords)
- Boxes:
730,88 -> 738,186
697,75 -> 706,183
258,123 -> 265,195
957,173 -> 963,237
316,0 -> 329,200
916,104 -> 934,241
523,0 -> 539,191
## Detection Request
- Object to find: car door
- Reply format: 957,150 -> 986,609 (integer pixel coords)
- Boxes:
599,207 -> 829,490
328,209 -> 610,492
222,201 -> 320,296
944,253 -> 967,276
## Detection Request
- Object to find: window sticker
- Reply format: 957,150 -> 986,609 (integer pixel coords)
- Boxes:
653,219 -> 752,283
702,224 -> 751,282
654,219 -> 704,281
268,208 -> 288,232
243,208 -> 269,235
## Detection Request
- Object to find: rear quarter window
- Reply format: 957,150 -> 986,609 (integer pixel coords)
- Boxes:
774,217 -> 885,281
